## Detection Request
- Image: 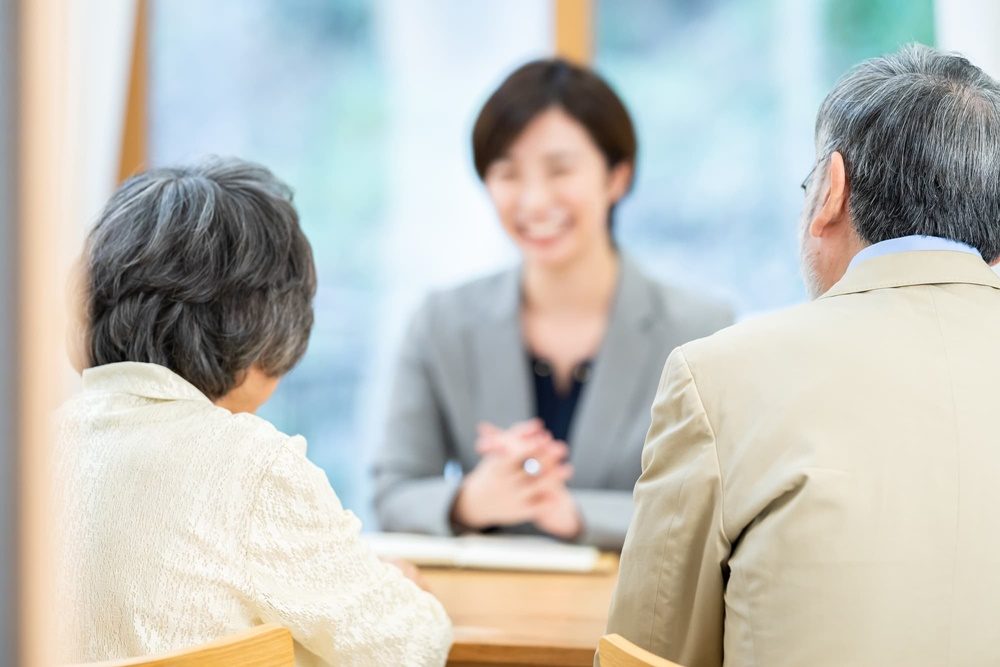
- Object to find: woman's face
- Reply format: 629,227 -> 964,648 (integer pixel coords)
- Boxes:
484,107 -> 631,269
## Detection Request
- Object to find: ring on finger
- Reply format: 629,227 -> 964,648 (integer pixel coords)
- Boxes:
522,457 -> 541,476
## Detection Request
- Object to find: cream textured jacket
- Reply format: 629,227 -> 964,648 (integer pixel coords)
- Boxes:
605,250 -> 1000,667
54,362 -> 451,666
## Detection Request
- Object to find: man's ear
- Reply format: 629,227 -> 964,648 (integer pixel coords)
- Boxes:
808,151 -> 849,239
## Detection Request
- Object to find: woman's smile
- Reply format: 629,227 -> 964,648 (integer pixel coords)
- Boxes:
517,210 -> 572,244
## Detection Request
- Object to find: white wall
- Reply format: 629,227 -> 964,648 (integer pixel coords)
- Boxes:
935,0 -> 1000,78
362,0 -> 553,523
935,0 -> 1000,274
374,0 -> 551,296
68,0 -> 137,227
57,0 -> 137,394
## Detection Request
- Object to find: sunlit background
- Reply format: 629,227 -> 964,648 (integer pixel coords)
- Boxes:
5,2 -> 1000,662
147,0 -> 939,522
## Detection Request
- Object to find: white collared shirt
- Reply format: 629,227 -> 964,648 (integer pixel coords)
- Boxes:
849,235 -> 981,270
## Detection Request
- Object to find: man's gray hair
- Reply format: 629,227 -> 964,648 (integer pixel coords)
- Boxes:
815,43 -> 1000,262
83,157 -> 316,399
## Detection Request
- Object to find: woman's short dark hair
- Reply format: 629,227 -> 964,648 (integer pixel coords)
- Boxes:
82,157 -> 317,400
471,58 -> 638,186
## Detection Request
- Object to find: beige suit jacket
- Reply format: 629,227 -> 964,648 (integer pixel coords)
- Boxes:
605,251 -> 1000,667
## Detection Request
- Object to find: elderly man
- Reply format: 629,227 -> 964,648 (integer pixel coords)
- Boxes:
604,44 -> 1000,667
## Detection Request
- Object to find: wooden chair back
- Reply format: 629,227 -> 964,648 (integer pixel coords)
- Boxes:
598,633 -> 684,667
70,624 -> 294,667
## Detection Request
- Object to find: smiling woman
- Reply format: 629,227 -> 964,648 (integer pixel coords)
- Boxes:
474,60 -> 635,269
482,107 -> 628,265
372,58 -> 734,550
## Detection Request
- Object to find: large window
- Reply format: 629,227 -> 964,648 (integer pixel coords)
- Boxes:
597,0 -> 935,314
151,0 -> 935,519
151,0 -> 549,520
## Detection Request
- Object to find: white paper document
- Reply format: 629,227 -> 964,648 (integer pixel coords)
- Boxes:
364,532 -> 602,573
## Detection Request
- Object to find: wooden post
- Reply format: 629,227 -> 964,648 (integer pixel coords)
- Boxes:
554,0 -> 594,65
119,0 -> 148,182
17,0 -> 75,663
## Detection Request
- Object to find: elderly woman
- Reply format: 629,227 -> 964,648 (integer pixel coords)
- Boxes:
54,158 -> 451,666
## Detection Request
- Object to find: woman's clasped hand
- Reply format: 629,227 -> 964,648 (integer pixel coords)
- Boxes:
451,418 -> 582,539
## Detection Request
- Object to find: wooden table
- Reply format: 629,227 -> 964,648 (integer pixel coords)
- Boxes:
424,556 -> 618,667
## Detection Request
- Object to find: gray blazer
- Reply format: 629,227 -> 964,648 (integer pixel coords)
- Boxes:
372,256 -> 732,549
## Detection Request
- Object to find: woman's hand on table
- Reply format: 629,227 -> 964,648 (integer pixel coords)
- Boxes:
529,483 -> 583,540
474,419 -> 568,469
450,419 -> 580,535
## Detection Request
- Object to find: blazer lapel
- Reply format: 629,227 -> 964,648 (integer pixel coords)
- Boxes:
470,268 -> 533,434
568,258 -> 658,488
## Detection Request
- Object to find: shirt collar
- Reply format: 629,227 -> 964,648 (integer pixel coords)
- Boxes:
82,362 -> 212,403
822,245 -> 1000,299
849,235 -> 981,270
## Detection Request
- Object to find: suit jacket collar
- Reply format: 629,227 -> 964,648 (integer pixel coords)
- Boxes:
472,255 -> 661,487
568,257 -> 660,486
821,250 -> 1000,299
481,254 -> 657,326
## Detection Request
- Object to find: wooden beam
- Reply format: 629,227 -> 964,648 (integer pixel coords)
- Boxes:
17,0 -> 74,663
554,0 -> 593,65
119,0 -> 148,182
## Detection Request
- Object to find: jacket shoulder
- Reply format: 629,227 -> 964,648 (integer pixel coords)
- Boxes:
624,258 -> 734,338
410,266 -> 518,334
679,296 -> 842,373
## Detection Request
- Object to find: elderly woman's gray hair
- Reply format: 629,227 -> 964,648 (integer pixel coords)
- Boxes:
813,43 -> 1000,262
82,157 -> 316,399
